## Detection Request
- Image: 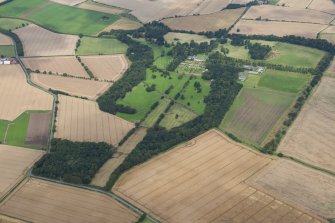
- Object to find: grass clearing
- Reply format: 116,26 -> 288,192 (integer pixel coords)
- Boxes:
0,45 -> 15,57
164,32 -> 209,44
153,56 -> 173,70
76,36 -> 128,55
142,98 -> 171,128
160,104 -> 198,129
240,73 -> 261,88
258,69 -> 311,93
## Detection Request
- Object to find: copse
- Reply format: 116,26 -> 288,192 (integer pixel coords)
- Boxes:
247,42 -> 272,60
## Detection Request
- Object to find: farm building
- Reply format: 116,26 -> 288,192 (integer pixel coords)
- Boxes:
243,65 -> 265,74
0,58 -> 16,65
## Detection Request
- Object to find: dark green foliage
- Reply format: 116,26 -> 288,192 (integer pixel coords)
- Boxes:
247,42 -> 272,60
32,139 -> 114,184
231,35 -> 245,46
0,28 -> 23,56
140,21 -> 171,45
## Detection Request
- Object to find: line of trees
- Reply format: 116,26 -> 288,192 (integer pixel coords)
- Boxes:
32,139 -> 114,185
105,52 -> 242,190
0,28 -> 24,56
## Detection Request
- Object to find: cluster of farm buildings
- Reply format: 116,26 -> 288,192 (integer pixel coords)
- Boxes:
0,58 -> 17,65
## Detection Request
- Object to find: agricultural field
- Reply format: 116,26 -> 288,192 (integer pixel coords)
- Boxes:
91,127 -> 147,187
160,104 -> 198,130
80,55 -> 128,81
243,5 -> 334,24
220,88 -> 295,146
230,20 -> 327,38
104,17 -> 143,31
279,77 -> 335,172
55,95 -> 135,146
22,56 -> 88,77
77,0 -> 127,14
248,160 -> 335,218
277,0 -> 312,8
0,65 -> 53,121
142,98 -> 171,128
24,112 -> 51,148
95,0 -> 234,22
14,25 -> 78,57
0,33 -> 13,45
0,46 -> 15,57
162,8 -> 245,33
0,215 -> 24,223
326,58 -> 335,77
164,32 -> 210,44
308,0 -> 335,14
31,73 -> 111,100
113,130 -> 325,223
0,18 -> 29,31
319,25 -> 335,44
76,37 -> 128,55
50,0 -> 86,6
0,145 -> 44,199
0,179 -> 139,223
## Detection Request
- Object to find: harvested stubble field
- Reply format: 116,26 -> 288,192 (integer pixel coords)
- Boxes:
31,73 -> 111,100
55,95 -> 134,146
0,179 -> 139,223
230,20 -> 327,38
91,127 -> 147,187
24,112 -> 51,147
162,8 -> 245,33
0,34 -> 13,45
243,5 -> 334,24
277,0 -> 312,8
0,145 -> 44,199
248,160 -> 335,218
13,25 -> 78,57
320,25 -> 335,44
80,55 -> 128,81
279,77 -> 335,172
22,56 -> 88,78
0,215 -> 24,223
95,0 -> 232,22
308,0 -> 335,14
326,59 -> 335,77
114,130 -> 325,223
104,18 -> 143,31
220,88 -> 295,146
50,0 -> 86,6
0,65 -> 53,121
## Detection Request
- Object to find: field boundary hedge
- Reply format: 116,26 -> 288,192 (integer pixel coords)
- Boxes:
0,28 -> 24,56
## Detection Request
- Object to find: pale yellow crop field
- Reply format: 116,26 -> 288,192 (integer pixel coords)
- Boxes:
0,33 -> 13,45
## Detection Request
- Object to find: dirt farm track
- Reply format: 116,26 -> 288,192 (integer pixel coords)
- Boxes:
114,130 -> 326,223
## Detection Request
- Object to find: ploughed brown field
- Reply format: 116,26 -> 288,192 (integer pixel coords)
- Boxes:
0,179 -> 139,223
55,95 -> 134,146
0,65 -> 53,121
308,0 -> 335,14
114,130 -> 326,223
279,77 -> 335,172
230,20 -> 327,38
248,160 -> 335,219
31,73 -> 111,100
243,5 -> 333,24
24,112 -> 51,147
0,33 -> 13,45
22,56 -> 88,78
0,145 -> 44,199
13,25 -> 78,57
162,8 -> 245,33
80,55 -> 128,81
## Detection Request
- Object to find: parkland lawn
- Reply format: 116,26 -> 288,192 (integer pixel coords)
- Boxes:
76,37 -> 128,55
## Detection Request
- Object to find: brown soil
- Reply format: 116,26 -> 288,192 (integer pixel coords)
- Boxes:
0,34 -> 13,45
24,112 -> 51,147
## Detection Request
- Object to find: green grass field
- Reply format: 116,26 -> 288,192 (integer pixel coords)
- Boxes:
0,45 -> 15,57
240,73 -> 261,88
117,83 -> 161,122
0,0 -> 46,16
160,104 -> 198,130
164,32 -> 210,44
5,112 -> 30,147
176,77 -> 210,114
0,120 -> 10,144
153,56 -> 173,70
76,37 -> 128,55
0,18 -> 29,30
220,88 -> 295,146
142,98 -> 170,127
258,69 -> 311,93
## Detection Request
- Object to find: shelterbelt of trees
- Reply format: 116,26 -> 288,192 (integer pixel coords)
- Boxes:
0,28 -> 23,56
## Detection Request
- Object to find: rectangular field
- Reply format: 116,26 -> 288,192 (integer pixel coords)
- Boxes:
0,65 -> 53,121
113,130 -> 325,223
24,112 -> 51,147
55,95 -> 135,146
160,104 -> 198,130
0,46 -> 15,57
14,25 -> 78,57
31,73 -> 111,100
0,179 -> 139,223
220,88 -> 295,146
279,77 -> 335,172
277,0 -> 312,8
308,0 -> 335,14
0,145 -> 44,199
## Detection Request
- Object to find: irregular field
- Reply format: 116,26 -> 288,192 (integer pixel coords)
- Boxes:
4,112 -> 30,148
230,20 -> 327,38
243,5 -> 333,24
142,98 -> 171,128
22,56 -> 88,78
76,36 -> 128,55
279,77 -> 335,172
0,145 -> 44,199
24,112 -> 51,147
91,127 -> 147,187
80,55 -> 128,81
248,160 -> 335,218
162,9 -> 245,33
164,32 -> 210,44
14,25 -> 78,57
50,0 -> 86,6
277,0 -> 312,8
55,95 -> 135,146
31,73 -> 111,100
0,65 -> 53,121
95,0 -> 233,22
0,215 -> 24,223
0,33 -> 13,45
160,104 -> 198,130
0,179 -> 139,223
0,18 -> 29,31
308,0 -> 335,14
220,88 -> 295,146
320,25 -> 335,44
105,17 -> 143,31
114,130 -> 325,223
77,1 -> 126,14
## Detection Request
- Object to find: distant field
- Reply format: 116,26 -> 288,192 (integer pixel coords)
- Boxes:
142,98 -> 170,128
258,69 -> 311,93
160,104 -> 198,129
320,25 -> 335,44
0,45 -> 15,57
308,0 -> 335,14
277,0 -> 313,8
164,32 -> 209,44
0,18 -> 29,31
220,88 -> 295,146
0,0 -> 46,16
105,17 -> 143,31
0,33 -> 13,45
77,0 -> 127,14
76,37 -> 128,55
162,9 -> 245,33
50,0 -> 86,6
